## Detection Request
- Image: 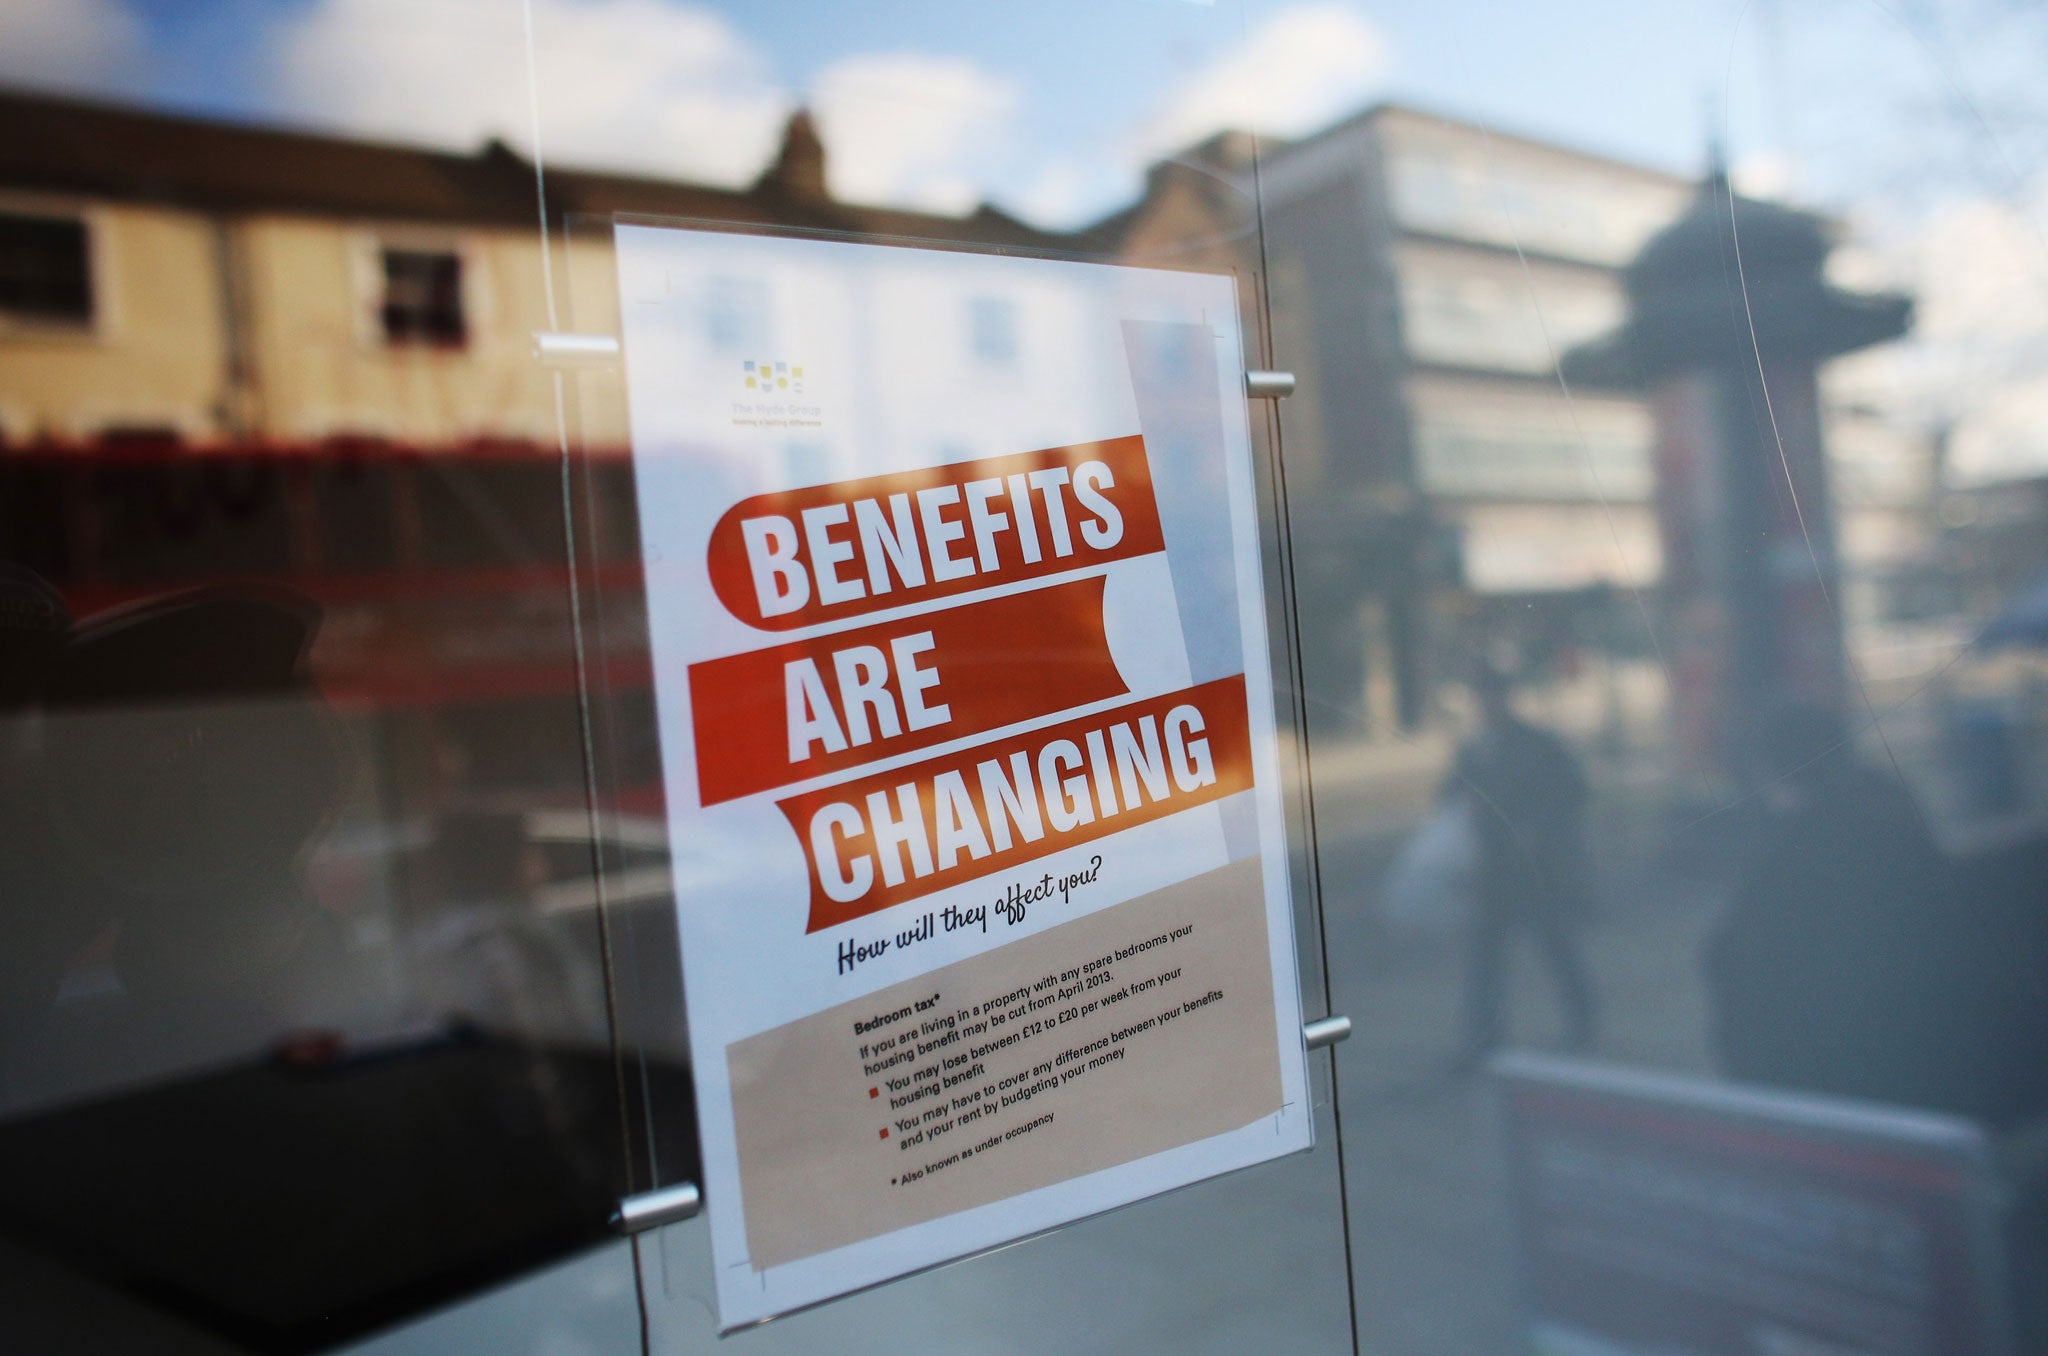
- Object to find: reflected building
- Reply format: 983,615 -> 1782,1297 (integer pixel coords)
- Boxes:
0,91 -> 1068,446
1116,104 -> 1937,746
1277,105 -> 1682,579
0,88 -> 1074,819
0,85 -> 1944,776
1113,105 -> 1691,735
1937,472 -> 2048,621
0,96 -> 998,1301
1259,107 -> 1690,734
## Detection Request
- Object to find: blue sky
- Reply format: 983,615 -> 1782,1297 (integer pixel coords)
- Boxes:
4,0 -> 1823,224
106,0 -> 1750,166
7,0 -> 2040,226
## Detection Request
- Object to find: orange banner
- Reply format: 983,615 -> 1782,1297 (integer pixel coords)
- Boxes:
706,436 -> 1164,631
687,577 -> 1128,806
779,675 -> 1254,933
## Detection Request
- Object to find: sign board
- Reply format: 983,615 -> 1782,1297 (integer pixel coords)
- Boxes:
613,225 -> 1314,1327
1492,1052 -> 2013,1356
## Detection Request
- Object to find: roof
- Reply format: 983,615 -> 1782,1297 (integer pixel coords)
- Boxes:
1299,99 -> 1693,189
1561,167 -> 1909,386
0,87 -> 1069,250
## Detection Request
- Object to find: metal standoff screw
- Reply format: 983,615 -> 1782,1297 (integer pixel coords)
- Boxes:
533,331 -> 623,368
1245,370 -> 1297,399
1303,1014 -> 1352,1050
611,1181 -> 703,1235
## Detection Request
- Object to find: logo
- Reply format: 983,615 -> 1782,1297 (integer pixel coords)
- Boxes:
743,359 -> 805,394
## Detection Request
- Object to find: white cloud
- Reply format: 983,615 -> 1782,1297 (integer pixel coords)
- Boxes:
270,0 -> 790,187
1830,179 -> 2048,483
272,2 -> 1023,213
1127,3 -> 1386,163
992,5 -> 1392,230
1910,191 -> 2048,348
1731,149 -> 1797,202
1007,160 -> 1104,230
811,53 -> 1019,215
1908,186 -> 2048,481
0,0 -> 145,97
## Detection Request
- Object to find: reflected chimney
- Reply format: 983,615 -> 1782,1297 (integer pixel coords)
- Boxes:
760,110 -> 829,204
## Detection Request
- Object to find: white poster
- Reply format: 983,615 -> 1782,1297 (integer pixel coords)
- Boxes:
614,224 -> 1312,1327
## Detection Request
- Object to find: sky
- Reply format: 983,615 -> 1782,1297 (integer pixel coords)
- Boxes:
4,0 -> 2047,475
4,0 -> 2042,228
0,0 -> 1860,224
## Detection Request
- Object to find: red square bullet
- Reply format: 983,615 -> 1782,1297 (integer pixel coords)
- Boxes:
869,1087 -> 879,1098
879,1127 -> 889,1139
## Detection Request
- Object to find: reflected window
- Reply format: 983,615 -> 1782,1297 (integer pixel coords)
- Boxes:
1397,249 -> 1626,374
0,210 -> 93,329
379,246 -> 466,348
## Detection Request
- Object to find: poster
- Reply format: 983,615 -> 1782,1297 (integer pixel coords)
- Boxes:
614,224 -> 1313,1327
1492,1053 -> 2013,1356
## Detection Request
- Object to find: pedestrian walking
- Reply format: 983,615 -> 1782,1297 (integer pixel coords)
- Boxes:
1446,663 -> 1598,1070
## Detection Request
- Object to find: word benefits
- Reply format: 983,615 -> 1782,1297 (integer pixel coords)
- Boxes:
705,436 -> 1163,630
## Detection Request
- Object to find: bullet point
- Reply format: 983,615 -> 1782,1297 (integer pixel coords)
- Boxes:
880,1127 -> 889,1139
869,1087 -> 879,1098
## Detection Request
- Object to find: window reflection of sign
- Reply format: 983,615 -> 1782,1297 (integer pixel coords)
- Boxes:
1495,1054 -> 2012,1356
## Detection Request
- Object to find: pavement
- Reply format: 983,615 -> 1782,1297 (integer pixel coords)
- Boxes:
1300,727 -> 1725,1354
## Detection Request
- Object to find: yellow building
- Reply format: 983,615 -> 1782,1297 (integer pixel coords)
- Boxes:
0,90 -> 1073,448
0,90 -> 1089,813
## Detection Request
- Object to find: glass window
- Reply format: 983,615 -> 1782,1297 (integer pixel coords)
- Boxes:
379,247 -> 466,348
5,0 -> 2048,1352
0,211 -> 93,328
